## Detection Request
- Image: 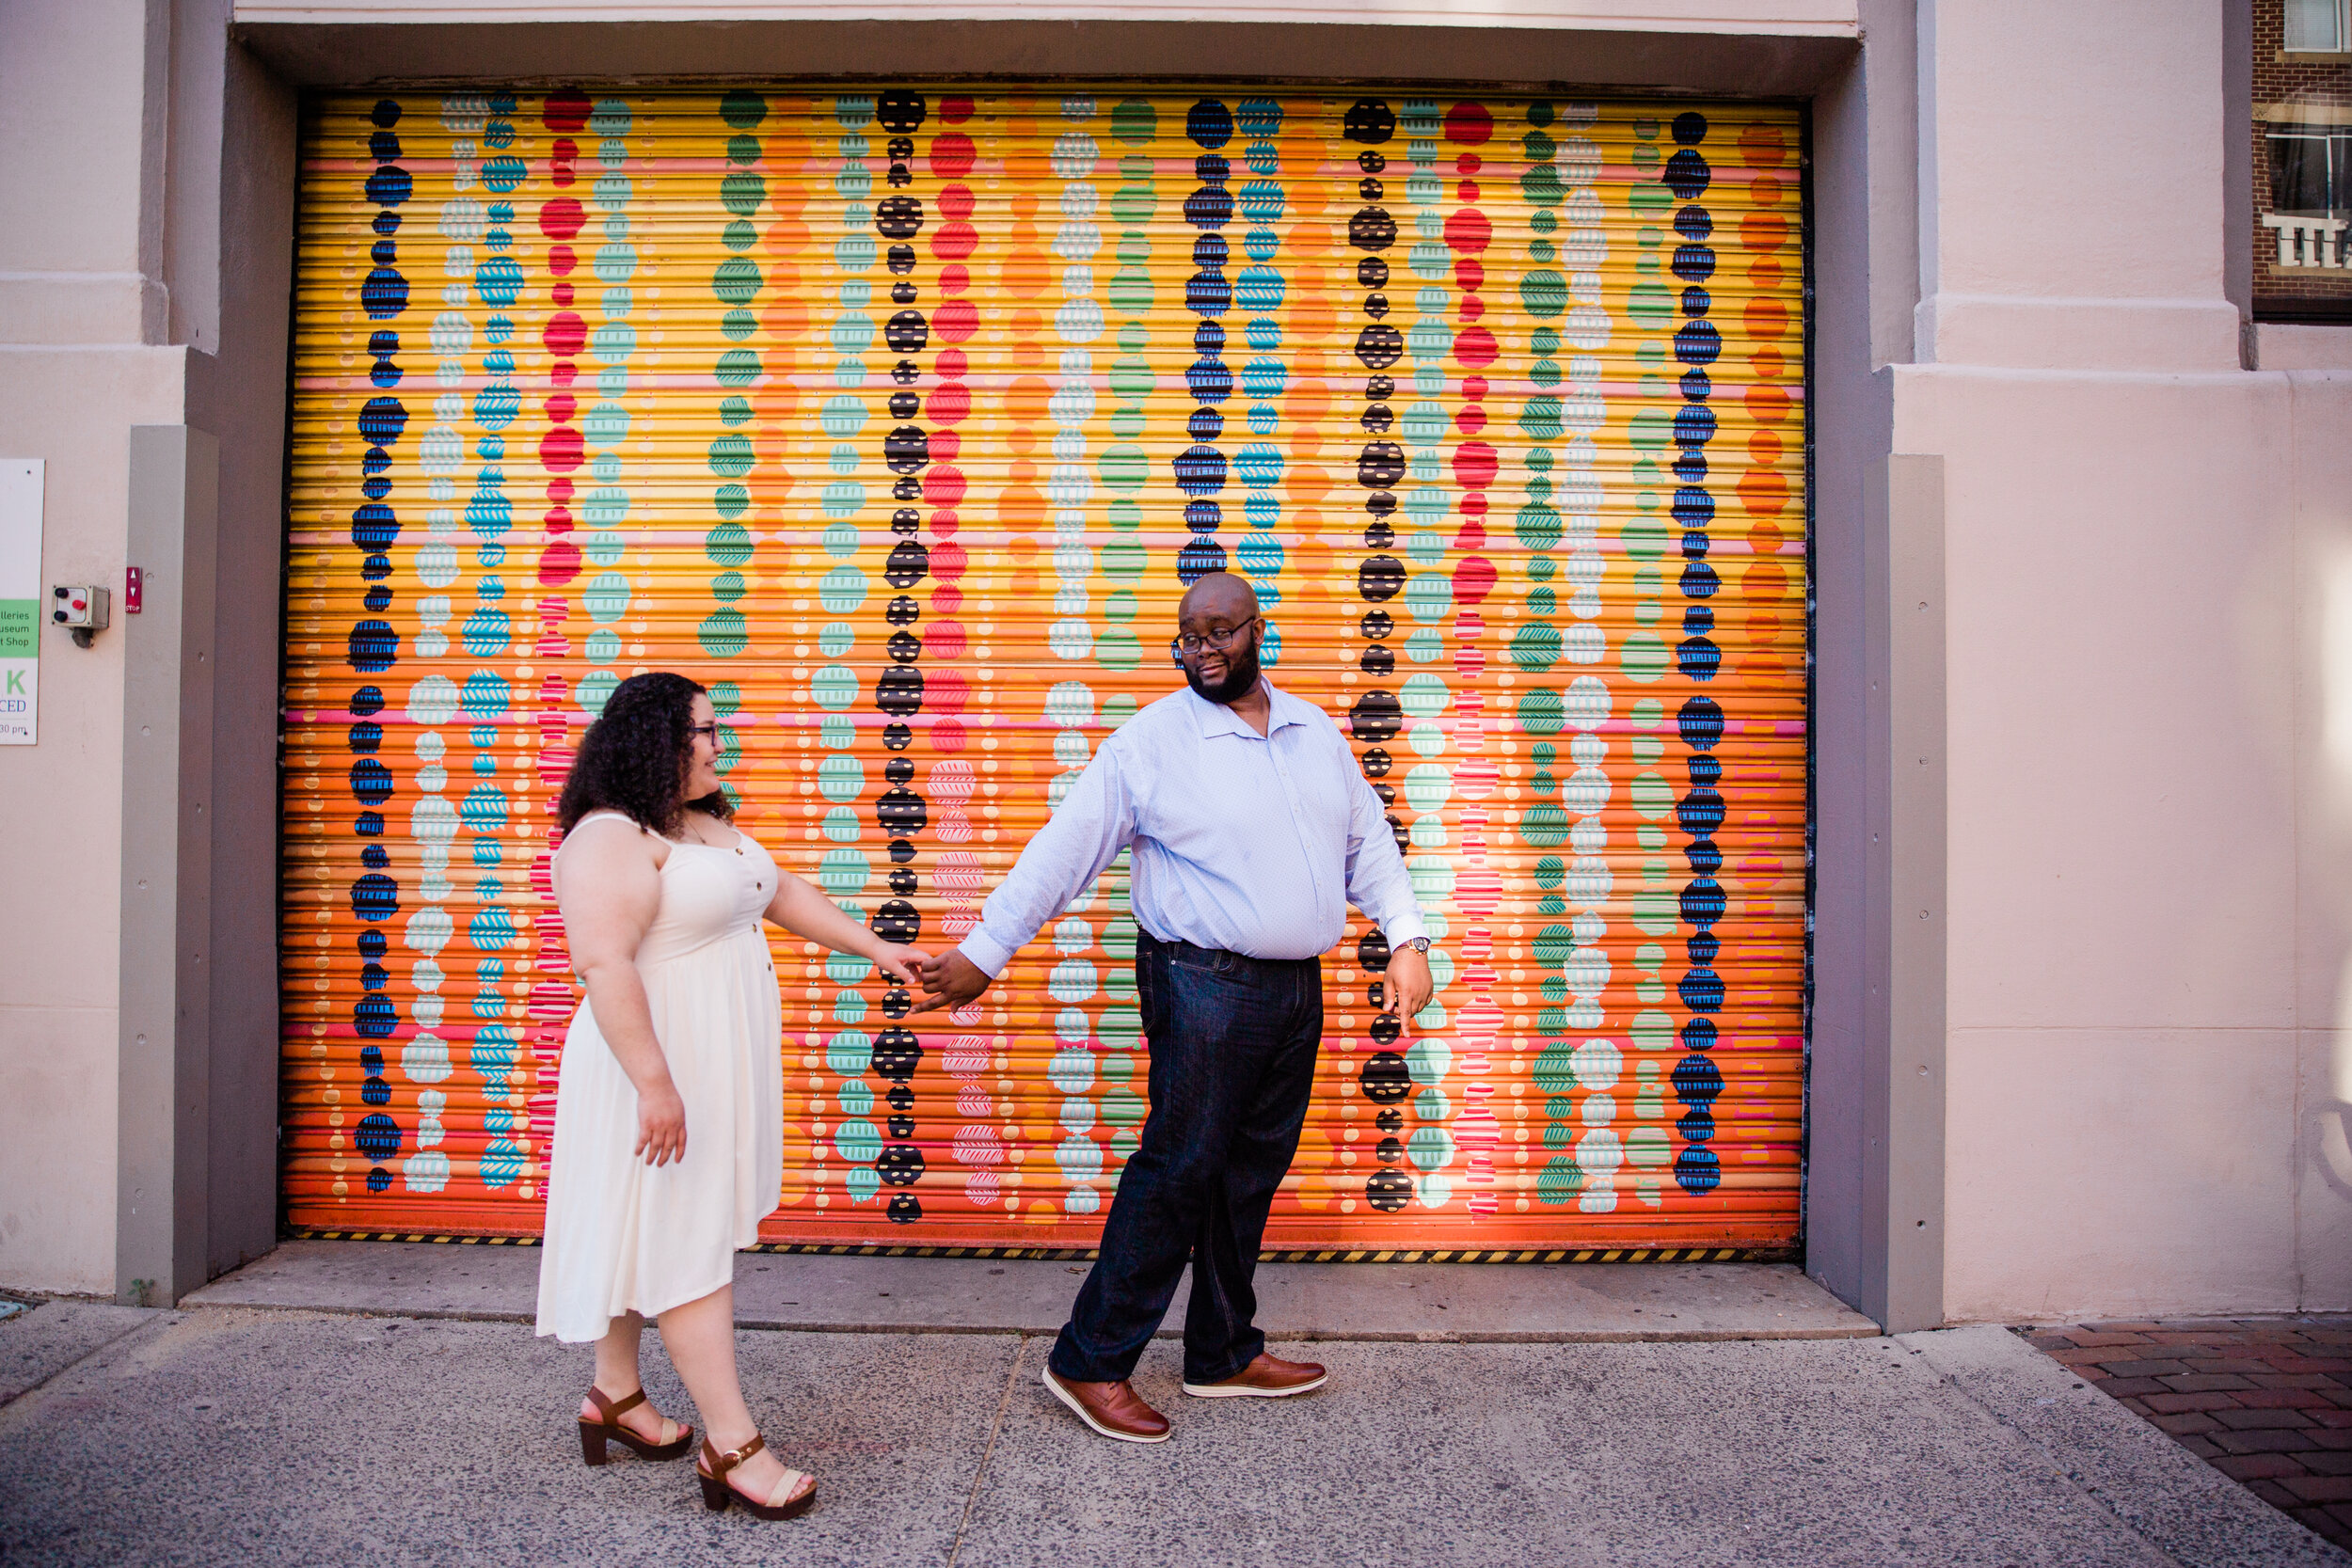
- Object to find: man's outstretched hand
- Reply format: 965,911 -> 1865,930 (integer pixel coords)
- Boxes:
1386,945 -> 1435,1030
911,947 -> 993,1015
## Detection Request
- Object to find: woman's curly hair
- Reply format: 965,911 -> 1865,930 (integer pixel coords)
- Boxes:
556,671 -> 734,836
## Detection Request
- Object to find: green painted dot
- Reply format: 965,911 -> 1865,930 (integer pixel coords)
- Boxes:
1107,270 -> 1153,313
1518,398 -> 1564,439
716,349 -> 761,387
1094,627 -> 1141,671
1620,515 -> 1667,560
1620,630 -> 1668,683
720,395 -> 754,425
1519,269 -> 1566,318
1632,1010 -> 1676,1052
1100,540 -> 1147,580
1628,281 -> 1673,323
707,434 -> 755,478
697,608 -> 747,657
1518,804 -> 1569,849
1097,445 -> 1149,492
720,88 -> 767,129
719,170 -> 766,216
1516,501 -> 1561,552
710,570 -> 746,603
1632,697 -> 1665,728
1517,688 -> 1564,735
723,219 -> 758,252
1111,98 -> 1156,144
725,132 -> 762,166
707,680 -> 741,715
713,257 -> 762,305
706,522 -> 754,565
1510,622 -> 1561,673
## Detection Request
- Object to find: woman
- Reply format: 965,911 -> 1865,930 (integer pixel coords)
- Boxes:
534,672 -> 928,1520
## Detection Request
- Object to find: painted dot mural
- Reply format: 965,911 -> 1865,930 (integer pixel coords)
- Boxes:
281,87 -> 1806,1256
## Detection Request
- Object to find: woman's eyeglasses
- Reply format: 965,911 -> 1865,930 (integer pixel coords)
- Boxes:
688,722 -> 722,743
1168,622 -> 1256,657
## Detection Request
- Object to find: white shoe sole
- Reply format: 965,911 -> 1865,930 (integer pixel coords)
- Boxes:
1181,1370 -> 1328,1399
1041,1368 -> 1170,1443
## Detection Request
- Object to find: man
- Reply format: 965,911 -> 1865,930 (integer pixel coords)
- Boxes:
914,572 -> 1434,1442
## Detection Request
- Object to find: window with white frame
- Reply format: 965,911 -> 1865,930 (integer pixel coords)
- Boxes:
2287,0 -> 2350,53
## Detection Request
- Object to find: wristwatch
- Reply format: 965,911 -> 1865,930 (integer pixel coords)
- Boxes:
1398,936 -> 1432,956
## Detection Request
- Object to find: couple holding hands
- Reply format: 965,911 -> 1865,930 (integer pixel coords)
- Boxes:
533,575 -> 1435,1521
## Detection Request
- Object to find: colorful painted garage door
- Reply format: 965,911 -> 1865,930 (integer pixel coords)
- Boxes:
281,86 -> 1808,1257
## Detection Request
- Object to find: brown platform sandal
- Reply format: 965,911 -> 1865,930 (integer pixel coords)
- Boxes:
577,1386 -> 694,1465
696,1434 -> 817,1520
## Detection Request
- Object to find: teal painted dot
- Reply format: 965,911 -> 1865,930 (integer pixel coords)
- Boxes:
1403,572 -> 1454,624
845,1166 -> 881,1203
710,571 -> 746,603
716,349 -> 762,387
817,849 -> 872,895
811,665 -> 858,709
719,172 -> 766,216
706,522 -> 754,565
723,219 -> 758,252
825,948 -> 873,985
1407,1127 -> 1455,1172
818,568 -> 866,613
722,309 -> 757,341
1534,1042 -> 1578,1093
822,522 -> 861,557
818,622 -> 855,657
818,756 -> 865,802
834,1119 -> 882,1163
584,628 -> 620,664
583,572 -> 630,623
576,671 -> 619,715
697,608 -> 747,657
820,806 -> 861,842
820,715 -> 855,749
819,394 -> 869,436
712,484 -> 749,521
706,681 -> 741,717
719,395 -> 754,426
836,1079 -> 875,1117
1399,673 -> 1451,718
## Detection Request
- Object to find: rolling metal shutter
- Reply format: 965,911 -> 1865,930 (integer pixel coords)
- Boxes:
281,85 -> 1807,1257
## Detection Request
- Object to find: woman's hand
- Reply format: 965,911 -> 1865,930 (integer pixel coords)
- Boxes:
634,1076 -> 687,1167
874,943 -> 933,990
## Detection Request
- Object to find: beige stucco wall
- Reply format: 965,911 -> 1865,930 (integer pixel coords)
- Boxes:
0,0 -> 191,1293
1906,0 -> 2352,1320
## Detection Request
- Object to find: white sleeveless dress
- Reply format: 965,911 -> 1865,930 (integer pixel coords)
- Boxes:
534,810 -> 785,1342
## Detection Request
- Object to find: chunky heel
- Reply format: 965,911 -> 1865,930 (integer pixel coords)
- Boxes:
577,1386 -> 694,1467
695,1434 -> 816,1521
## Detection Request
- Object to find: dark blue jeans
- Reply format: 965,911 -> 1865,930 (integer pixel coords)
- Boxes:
1047,930 -> 1323,1386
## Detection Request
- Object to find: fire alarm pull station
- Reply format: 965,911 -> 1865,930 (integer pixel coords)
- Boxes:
53,584 -> 109,648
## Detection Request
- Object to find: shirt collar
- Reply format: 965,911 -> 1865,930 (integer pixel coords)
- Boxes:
1188,678 -> 1310,740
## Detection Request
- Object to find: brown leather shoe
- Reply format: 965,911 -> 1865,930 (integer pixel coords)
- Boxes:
1041,1368 -> 1171,1443
1182,1352 -> 1328,1399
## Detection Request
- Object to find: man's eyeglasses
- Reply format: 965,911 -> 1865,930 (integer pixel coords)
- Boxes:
1168,622 -> 1257,657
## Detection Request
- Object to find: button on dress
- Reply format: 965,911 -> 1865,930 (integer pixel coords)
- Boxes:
535,810 -> 784,1342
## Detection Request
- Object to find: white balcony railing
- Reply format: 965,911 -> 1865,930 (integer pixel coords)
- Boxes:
2261,212 -> 2351,269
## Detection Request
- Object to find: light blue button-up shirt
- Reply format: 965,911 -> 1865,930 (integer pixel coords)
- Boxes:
956,680 -> 1429,974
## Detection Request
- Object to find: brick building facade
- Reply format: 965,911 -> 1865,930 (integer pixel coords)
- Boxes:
2255,0 -> 2352,314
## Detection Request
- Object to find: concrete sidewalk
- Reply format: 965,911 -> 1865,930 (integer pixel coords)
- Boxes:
183,1239 -> 1879,1341
2,1268 -> 2339,1567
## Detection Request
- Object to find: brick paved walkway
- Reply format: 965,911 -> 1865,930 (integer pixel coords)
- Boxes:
2026,1318 -> 2352,1552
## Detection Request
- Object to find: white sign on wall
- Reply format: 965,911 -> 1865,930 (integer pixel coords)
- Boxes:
0,460 -> 45,744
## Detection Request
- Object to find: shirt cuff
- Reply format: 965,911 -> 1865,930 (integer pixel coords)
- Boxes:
1380,909 -> 1430,949
956,927 -> 1018,978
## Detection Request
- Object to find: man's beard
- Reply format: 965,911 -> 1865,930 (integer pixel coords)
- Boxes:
1184,639 -> 1261,705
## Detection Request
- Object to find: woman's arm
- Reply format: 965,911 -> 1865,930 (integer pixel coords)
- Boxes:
763,869 -> 930,988
557,824 -> 689,1166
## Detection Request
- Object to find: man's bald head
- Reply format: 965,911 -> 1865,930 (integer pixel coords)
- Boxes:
1178,572 -> 1259,631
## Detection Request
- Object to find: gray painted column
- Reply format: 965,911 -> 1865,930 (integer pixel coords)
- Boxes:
1864,453 -> 1947,1332
117,424 -> 220,1307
